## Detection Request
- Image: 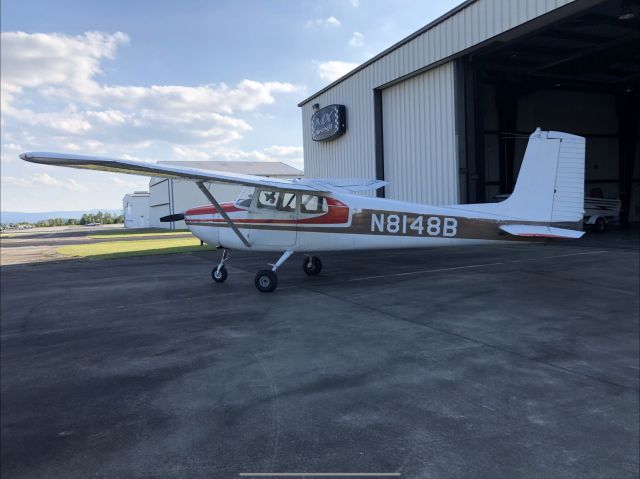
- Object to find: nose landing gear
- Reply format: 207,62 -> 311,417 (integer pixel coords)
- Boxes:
211,248 -> 230,283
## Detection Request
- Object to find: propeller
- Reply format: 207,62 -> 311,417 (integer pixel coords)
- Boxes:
160,213 -> 185,223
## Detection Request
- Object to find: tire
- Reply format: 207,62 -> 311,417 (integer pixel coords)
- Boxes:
255,269 -> 278,292
594,217 -> 606,233
212,265 -> 228,283
302,256 -> 322,276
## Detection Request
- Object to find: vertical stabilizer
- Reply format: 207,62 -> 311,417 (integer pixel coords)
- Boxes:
500,129 -> 585,224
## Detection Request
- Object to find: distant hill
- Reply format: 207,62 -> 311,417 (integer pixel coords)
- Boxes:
1,209 -> 122,224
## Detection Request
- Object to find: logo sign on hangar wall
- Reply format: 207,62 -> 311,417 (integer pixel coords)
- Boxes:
311,104 -> 346,141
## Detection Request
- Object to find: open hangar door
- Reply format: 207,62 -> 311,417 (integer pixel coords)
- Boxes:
457,0 -> 640,224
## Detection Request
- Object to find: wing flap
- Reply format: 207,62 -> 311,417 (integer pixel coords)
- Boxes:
500,224 -> 584,239
301,179 -> 387,193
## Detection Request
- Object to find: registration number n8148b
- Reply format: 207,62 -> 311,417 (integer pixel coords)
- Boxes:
370,213 -> 458,237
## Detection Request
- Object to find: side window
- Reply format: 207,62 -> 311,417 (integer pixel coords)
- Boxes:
257,190 -> 279,210
300,195 -> 328,214
278,192 -> 297,212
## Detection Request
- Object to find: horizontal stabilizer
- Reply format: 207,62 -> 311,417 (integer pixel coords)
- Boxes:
500,224 -> 584,239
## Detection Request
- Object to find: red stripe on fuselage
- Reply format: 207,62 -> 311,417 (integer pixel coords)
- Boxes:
185,198 -> 350,225
186,203 -> 244,216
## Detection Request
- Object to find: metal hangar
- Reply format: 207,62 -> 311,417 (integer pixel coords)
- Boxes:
299,0 -> 639,222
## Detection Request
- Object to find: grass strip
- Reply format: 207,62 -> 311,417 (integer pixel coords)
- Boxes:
88,228 -> 190,239
57,237 -> 212,260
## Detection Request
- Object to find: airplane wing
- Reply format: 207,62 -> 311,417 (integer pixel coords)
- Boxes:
19,152 -> 386,194
20,152 -> 321,192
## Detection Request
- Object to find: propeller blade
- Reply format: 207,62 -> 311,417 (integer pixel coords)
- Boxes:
160,213 -> 185,222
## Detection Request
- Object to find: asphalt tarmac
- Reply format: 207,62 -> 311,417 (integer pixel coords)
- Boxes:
1,228 -> 638,478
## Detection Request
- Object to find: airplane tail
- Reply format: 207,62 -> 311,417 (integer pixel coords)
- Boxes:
491,129 -> 586,238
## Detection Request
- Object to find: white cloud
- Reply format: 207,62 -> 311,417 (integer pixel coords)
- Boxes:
2,32 -> 299,117
109,177 -> 149,190
86,110 -> 129,125
2,173 -> 89,192
349,32 -> 364,47
350,0 -> 360,7
0,31 -> 129,113
262,145 -> 304,157
1,143 -> 23,163
316,60 -> 359,82
0,30 -> 305,210
1,31 -> 303,152
65,178 -> 89,192
305,16 -> 341,28
1,176 -> 32,187
172,145 -> 210,160
33,173 -> 61,186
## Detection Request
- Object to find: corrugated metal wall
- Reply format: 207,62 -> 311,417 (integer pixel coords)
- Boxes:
382,63 -> 457,204
302,0 -> 578,202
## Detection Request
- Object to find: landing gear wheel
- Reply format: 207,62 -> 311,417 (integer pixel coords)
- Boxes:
212,265 -> 228,283
302,256 -> 322,276
594,217 -> 606,233
255,270 -> 278,293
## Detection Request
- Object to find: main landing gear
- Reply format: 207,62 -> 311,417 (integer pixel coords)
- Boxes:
212,249 -> 323,292
302,255 -> 322,276
254,250 -> 293,293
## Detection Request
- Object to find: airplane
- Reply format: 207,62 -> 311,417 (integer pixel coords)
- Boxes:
20,128 -> 585,293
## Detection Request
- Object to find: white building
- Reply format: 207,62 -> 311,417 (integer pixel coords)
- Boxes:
149,161 -> 303,229
123,191 -> 150,228
299,0 -> 640,222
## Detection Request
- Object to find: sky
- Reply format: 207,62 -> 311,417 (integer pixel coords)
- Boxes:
1,0 -> 459,212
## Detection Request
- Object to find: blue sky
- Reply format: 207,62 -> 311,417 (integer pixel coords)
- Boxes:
1,0 -> 459,212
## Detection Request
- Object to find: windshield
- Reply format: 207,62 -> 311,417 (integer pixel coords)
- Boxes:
234,186 -> 255,208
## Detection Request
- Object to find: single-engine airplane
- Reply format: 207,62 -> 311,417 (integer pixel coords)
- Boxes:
21,128 -> 585,292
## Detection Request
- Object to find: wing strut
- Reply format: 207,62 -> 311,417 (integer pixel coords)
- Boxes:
195,181 -> 251,248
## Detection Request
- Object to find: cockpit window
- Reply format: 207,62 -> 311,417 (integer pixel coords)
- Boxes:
300,195 -> 328,214
235,187 -> 255,208
257,190 -> 298,212
279,193 -> 297,212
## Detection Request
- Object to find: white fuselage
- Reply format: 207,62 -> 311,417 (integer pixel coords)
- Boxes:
186,192 -> 529,253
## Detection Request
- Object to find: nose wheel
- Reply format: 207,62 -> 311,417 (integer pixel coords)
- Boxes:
211,248 -> 230,283
212,266 -> 228,283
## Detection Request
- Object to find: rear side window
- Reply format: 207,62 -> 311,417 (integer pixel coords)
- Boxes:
300,195 -> 328,214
